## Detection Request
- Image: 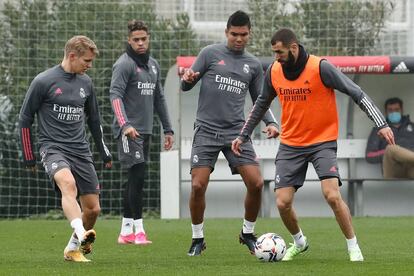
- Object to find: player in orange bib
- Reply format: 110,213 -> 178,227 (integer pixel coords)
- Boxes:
232,28 -> 395,262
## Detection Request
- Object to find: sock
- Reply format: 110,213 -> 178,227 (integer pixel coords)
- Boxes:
66,233 -> 80,251
120,217 -> 134,236
292,229 -> 306,248
134,218 -> 145,234
242,219 -> 256,234
191,222 -> 204,239
346,236 -> 359,251
70,218 -> 85,241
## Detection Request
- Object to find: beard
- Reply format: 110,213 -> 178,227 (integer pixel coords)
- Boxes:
281,50 -> 296,69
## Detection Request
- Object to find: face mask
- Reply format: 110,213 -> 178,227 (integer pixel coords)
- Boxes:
387,112 -> 401,124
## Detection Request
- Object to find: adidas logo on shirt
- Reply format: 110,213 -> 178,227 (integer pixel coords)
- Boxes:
393,62 -> 409,73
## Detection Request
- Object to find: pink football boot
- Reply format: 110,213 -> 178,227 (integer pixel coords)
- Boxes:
134,232 -> 152,245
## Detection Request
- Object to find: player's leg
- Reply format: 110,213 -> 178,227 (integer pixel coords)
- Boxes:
116,135 -> 147,244
276,187 -> 299,235
54,168 -> 82,226
72,156 -> 102,256
236,165 -> 263,254
133,135 -> 152,245
78,194 -> 99,254
239,165 -> 262,223
187,126 -> 219,256
224,140 -> 262,254
276,187 -> 309,261
129,162 -> 150,244
273,145 -> 309,261
79,194 -> 100,230
187,167 -> 210,256
54,168 -> 90,262
320,178 -> 363,261
311,143 -> 363,261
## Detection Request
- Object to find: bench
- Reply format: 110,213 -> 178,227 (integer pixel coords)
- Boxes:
160,138 -> 413,218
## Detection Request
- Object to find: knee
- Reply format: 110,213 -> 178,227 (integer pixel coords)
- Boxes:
84,205 -> 101,219
324,191 -> 341,207
58,178 -> 77,197
276,197 -> 292,211
247,179 -> 263,193
191,180 -> 207,197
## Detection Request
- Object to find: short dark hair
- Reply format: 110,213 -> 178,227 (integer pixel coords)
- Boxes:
128,20 -> 149,35
226,10 -> 251,29
271,28 -> 298,46
385,97 -> 403,109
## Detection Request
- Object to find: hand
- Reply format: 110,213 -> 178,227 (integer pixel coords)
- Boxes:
104,161 -> 112,169
231,138 -> 244,156
182,68 -> 200,83
377,127 -> 395,145
123,126 -> 139,139
164,134 -> 174,150
262,125 -> 280,139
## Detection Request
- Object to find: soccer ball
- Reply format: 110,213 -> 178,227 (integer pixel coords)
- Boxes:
254,233 -> 286,262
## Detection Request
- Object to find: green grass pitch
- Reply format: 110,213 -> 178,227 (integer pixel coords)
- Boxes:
1,217 -> 414,275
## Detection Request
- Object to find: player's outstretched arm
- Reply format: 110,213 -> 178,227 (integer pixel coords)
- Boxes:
377,127 -> 395,145
320,60 -> 388,130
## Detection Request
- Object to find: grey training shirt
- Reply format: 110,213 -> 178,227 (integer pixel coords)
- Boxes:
239,59 -> 388,142
19,65 -> 111,166
181,43 -> 276,134
110,53 -> 173,138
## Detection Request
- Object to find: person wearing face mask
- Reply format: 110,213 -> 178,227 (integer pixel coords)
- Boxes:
181,10 -> 278,256
232,28 -> 395,262
110,20 -> 174,245
366,97 -> 414,178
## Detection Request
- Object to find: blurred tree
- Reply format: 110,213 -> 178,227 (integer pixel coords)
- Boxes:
247,0 -> 394,56
300,0 -> 395,56
247,0 -> 303,56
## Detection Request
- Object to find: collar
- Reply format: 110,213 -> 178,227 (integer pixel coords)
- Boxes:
126,44 -> 150,69
281,44 -> 309,81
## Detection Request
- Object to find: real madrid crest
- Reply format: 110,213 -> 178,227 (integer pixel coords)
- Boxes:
243,64 -> 250,74
79,87 -> 86,98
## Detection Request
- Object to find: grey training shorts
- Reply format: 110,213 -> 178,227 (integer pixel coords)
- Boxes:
274,140 -> 342,190
117,134 -> 151,169
40,147 -> 100,195
190,124 -> 259,174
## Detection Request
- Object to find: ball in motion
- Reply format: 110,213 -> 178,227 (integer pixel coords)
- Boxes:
254,233 -> 286,262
